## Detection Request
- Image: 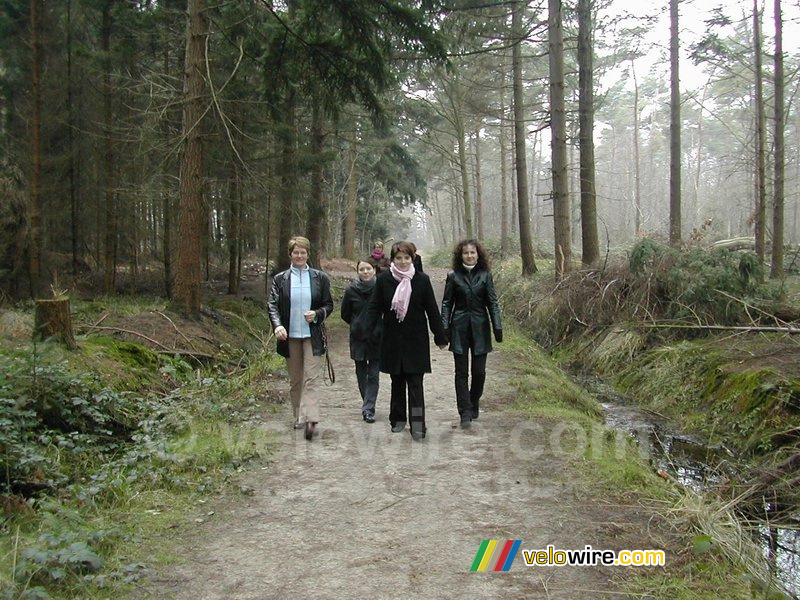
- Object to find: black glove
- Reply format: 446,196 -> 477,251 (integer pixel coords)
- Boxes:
494,328 -> 503,343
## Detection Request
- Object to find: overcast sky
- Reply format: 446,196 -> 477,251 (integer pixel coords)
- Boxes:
601,0 -> 800,92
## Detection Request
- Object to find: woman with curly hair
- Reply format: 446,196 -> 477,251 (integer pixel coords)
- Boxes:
440,239 -> 503,429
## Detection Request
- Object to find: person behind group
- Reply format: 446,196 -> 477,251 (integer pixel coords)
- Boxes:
267,236 -> 334,441
366,241 -> 390,274
367,241 -> 448,440
341,259 -> 381,423
409,242 -> 424,272
440,239 -> 502,429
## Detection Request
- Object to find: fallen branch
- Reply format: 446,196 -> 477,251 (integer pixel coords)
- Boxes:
153,310 -> 200,352
82,312 -> 109,334
639,323 -> 800,335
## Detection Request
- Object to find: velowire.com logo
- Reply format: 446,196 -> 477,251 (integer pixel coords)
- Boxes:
470,539 -> 522,572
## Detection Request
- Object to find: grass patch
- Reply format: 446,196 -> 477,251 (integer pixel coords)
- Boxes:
503,326 -> 666,497
624,489 -> 793,600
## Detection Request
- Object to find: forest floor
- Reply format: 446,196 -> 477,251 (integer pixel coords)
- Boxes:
133,266 -> 685,600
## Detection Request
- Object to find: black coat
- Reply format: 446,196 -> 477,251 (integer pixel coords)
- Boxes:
267,268 -> 334,358
440,268 -> 502,355
341,279 -> 381,361
367,269 -> 448,374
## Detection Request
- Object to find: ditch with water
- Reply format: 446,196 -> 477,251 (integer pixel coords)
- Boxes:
575,374 -> 800,598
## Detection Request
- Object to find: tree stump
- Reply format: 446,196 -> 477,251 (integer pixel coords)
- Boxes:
34,298 -> 77,349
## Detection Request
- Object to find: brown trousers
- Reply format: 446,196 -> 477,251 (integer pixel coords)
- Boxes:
287,338 -> 323,423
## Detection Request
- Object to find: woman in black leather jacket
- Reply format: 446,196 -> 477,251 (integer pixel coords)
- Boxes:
440,239 -> 502,429
267,236 -> 334,440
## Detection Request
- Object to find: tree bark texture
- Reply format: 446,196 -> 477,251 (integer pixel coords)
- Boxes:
342,128 -> 358,259
474,131 -> 483,241
577,0 -> 599,266
669,0 -> 682,246
228,168 -> 241,294
512,4 -> 537,275
102,2 -> 117,294
307,102 -> 326,259
174,0 -> 209,316
276,92 -> 297,273
753,0 -> 767,262
631,61 -> 642,236
453,81 -> 473,239
549,0 -> 571,276
771,0 -> 785,278
34,298 -> 77,350
29,0 -> 43,298
499,66 -> 509,256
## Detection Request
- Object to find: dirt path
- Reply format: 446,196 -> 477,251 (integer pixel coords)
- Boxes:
143,268 -> 667,599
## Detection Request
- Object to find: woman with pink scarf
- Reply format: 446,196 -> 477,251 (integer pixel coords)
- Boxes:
367,241 -> 448,440
366,241 -> 390,274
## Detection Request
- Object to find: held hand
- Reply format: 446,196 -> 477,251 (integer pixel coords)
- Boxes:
274,326 -> 288,341
304,310 -> 316,324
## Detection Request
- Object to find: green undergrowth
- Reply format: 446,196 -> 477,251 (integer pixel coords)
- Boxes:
0,298 -> 282,599
496,265 -> 789,599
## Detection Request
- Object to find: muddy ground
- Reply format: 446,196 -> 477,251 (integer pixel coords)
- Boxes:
139,267 -> 678,600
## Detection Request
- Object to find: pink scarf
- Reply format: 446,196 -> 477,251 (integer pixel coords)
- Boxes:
371,249 -> 385,261
390,262 -> 416,322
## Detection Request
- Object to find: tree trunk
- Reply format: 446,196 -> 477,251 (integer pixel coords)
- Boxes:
342,127 -> 358,258
499,65 -> 509,256
67,0 -> 79,277
163,191 -> 173,298
474,130 -> 484,241
512,4 -> 537,275
753,0 -> 767,262
771,0 -> 785,279
307,102 -> 326,258
34,299 -> 77,350
228,168 -> 241,294
454,86 -> 473,239
669,0 -> 682,246
577,0 -> 599,266
161,20 -> 173,299
549,0 -> 571,276
102,2 -> 117,294
130,198 -> 138,292
631,60 -> 642,236
275,92 -> 297,273
174,0 -> 209,316
29,0 -> 43,298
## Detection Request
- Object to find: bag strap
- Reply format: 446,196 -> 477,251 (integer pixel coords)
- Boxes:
321,323 -> 335,384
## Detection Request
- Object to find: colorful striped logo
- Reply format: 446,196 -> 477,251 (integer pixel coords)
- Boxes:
470,539 -> 522,572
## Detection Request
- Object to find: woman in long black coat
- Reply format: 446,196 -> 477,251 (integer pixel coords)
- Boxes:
367,241 -> 448,440
440,239 -> 502,429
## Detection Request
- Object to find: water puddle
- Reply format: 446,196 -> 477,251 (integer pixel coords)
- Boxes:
575,374 -> 800,598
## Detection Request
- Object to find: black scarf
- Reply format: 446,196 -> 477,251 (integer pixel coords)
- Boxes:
353,277 -> 376,296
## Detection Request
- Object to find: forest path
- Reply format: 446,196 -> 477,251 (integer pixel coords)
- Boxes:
142,268 -> 663,599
